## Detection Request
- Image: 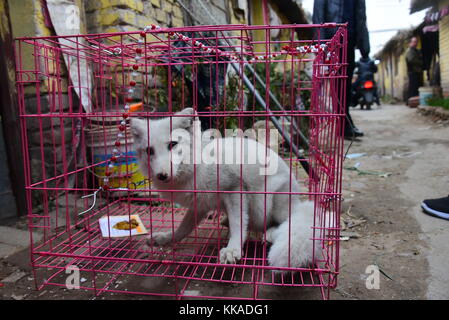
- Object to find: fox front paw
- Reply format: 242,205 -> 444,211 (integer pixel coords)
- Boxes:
265,226 -> 278,243
219,247 -> 241,264
148,231 -> 173,246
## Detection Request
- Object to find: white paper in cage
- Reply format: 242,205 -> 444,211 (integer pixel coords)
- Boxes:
99,215 -> 148,238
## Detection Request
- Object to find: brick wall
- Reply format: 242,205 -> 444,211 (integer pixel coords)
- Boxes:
84,0 -> 185,34
184,0 -> 229,25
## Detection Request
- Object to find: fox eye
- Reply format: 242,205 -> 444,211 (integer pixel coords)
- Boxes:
168,141 -> 178,150
147,147 -> 154,156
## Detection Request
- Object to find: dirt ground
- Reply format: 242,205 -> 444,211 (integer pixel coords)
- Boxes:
332,104 -> 449,300
1,104 -> 448,300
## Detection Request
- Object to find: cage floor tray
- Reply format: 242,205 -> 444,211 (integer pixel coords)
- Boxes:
31,200 -> 333,299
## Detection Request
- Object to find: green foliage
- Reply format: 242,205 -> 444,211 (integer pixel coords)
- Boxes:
248,62 -> 311,114
246,62 -> 311,150
427,97 -> 449,110
157,59 -> 312,149
381,94 -> 396,104
223,72 -> 248,130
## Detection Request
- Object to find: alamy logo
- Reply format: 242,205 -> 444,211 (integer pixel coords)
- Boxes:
365,265 -> 380,290
169,121 -> 281,175
65,265 -> 80,290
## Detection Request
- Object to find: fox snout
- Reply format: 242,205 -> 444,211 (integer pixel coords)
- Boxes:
152,161 -> 176,182
156,172 -> 169,182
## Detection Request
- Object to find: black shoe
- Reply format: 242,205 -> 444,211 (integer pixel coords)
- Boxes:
421,196 -> 449,220
344,128 -> 364,140
353,127 -> 364,137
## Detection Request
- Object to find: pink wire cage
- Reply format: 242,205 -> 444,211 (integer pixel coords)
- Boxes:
15,23 -> 347,300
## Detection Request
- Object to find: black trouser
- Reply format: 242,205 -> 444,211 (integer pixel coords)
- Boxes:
408,72 -> 423,100
345,42 -> 356,133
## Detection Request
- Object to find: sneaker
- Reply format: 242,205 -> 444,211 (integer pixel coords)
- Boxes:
421,196 -> 449,220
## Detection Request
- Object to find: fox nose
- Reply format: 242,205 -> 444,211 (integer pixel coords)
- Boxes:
157,173 -> 168,182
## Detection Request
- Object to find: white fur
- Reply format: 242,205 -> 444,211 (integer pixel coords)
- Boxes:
131,108 -> 315,270
266,201 -> 315,269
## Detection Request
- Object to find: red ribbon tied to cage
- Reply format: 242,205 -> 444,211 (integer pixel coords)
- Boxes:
143,24 -> 328,64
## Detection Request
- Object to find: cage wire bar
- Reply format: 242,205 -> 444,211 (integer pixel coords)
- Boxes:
16,23 -> 347,300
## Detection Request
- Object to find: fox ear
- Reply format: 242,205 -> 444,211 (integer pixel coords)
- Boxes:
173,108 -> 196,130
130,118 -> 147,144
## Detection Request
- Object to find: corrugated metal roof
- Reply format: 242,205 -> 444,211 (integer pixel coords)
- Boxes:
375,29 -> 415,58
410,0 -> 436,14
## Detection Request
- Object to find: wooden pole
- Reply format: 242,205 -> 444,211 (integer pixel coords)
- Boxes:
0,0 -> 26,217
262,0 -> 270,25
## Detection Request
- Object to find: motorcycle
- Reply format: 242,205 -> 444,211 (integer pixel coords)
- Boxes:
351,57 -> 380,110
354,79 -> 377,110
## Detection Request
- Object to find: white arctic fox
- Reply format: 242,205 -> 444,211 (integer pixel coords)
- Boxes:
131,108 -> 315,270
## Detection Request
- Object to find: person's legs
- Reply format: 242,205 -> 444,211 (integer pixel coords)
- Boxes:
344,43 -> 363,138
374,86 -> 381,105
408,72 -> 420,100
351,78 -> 361,107
418,72 -> 424,91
